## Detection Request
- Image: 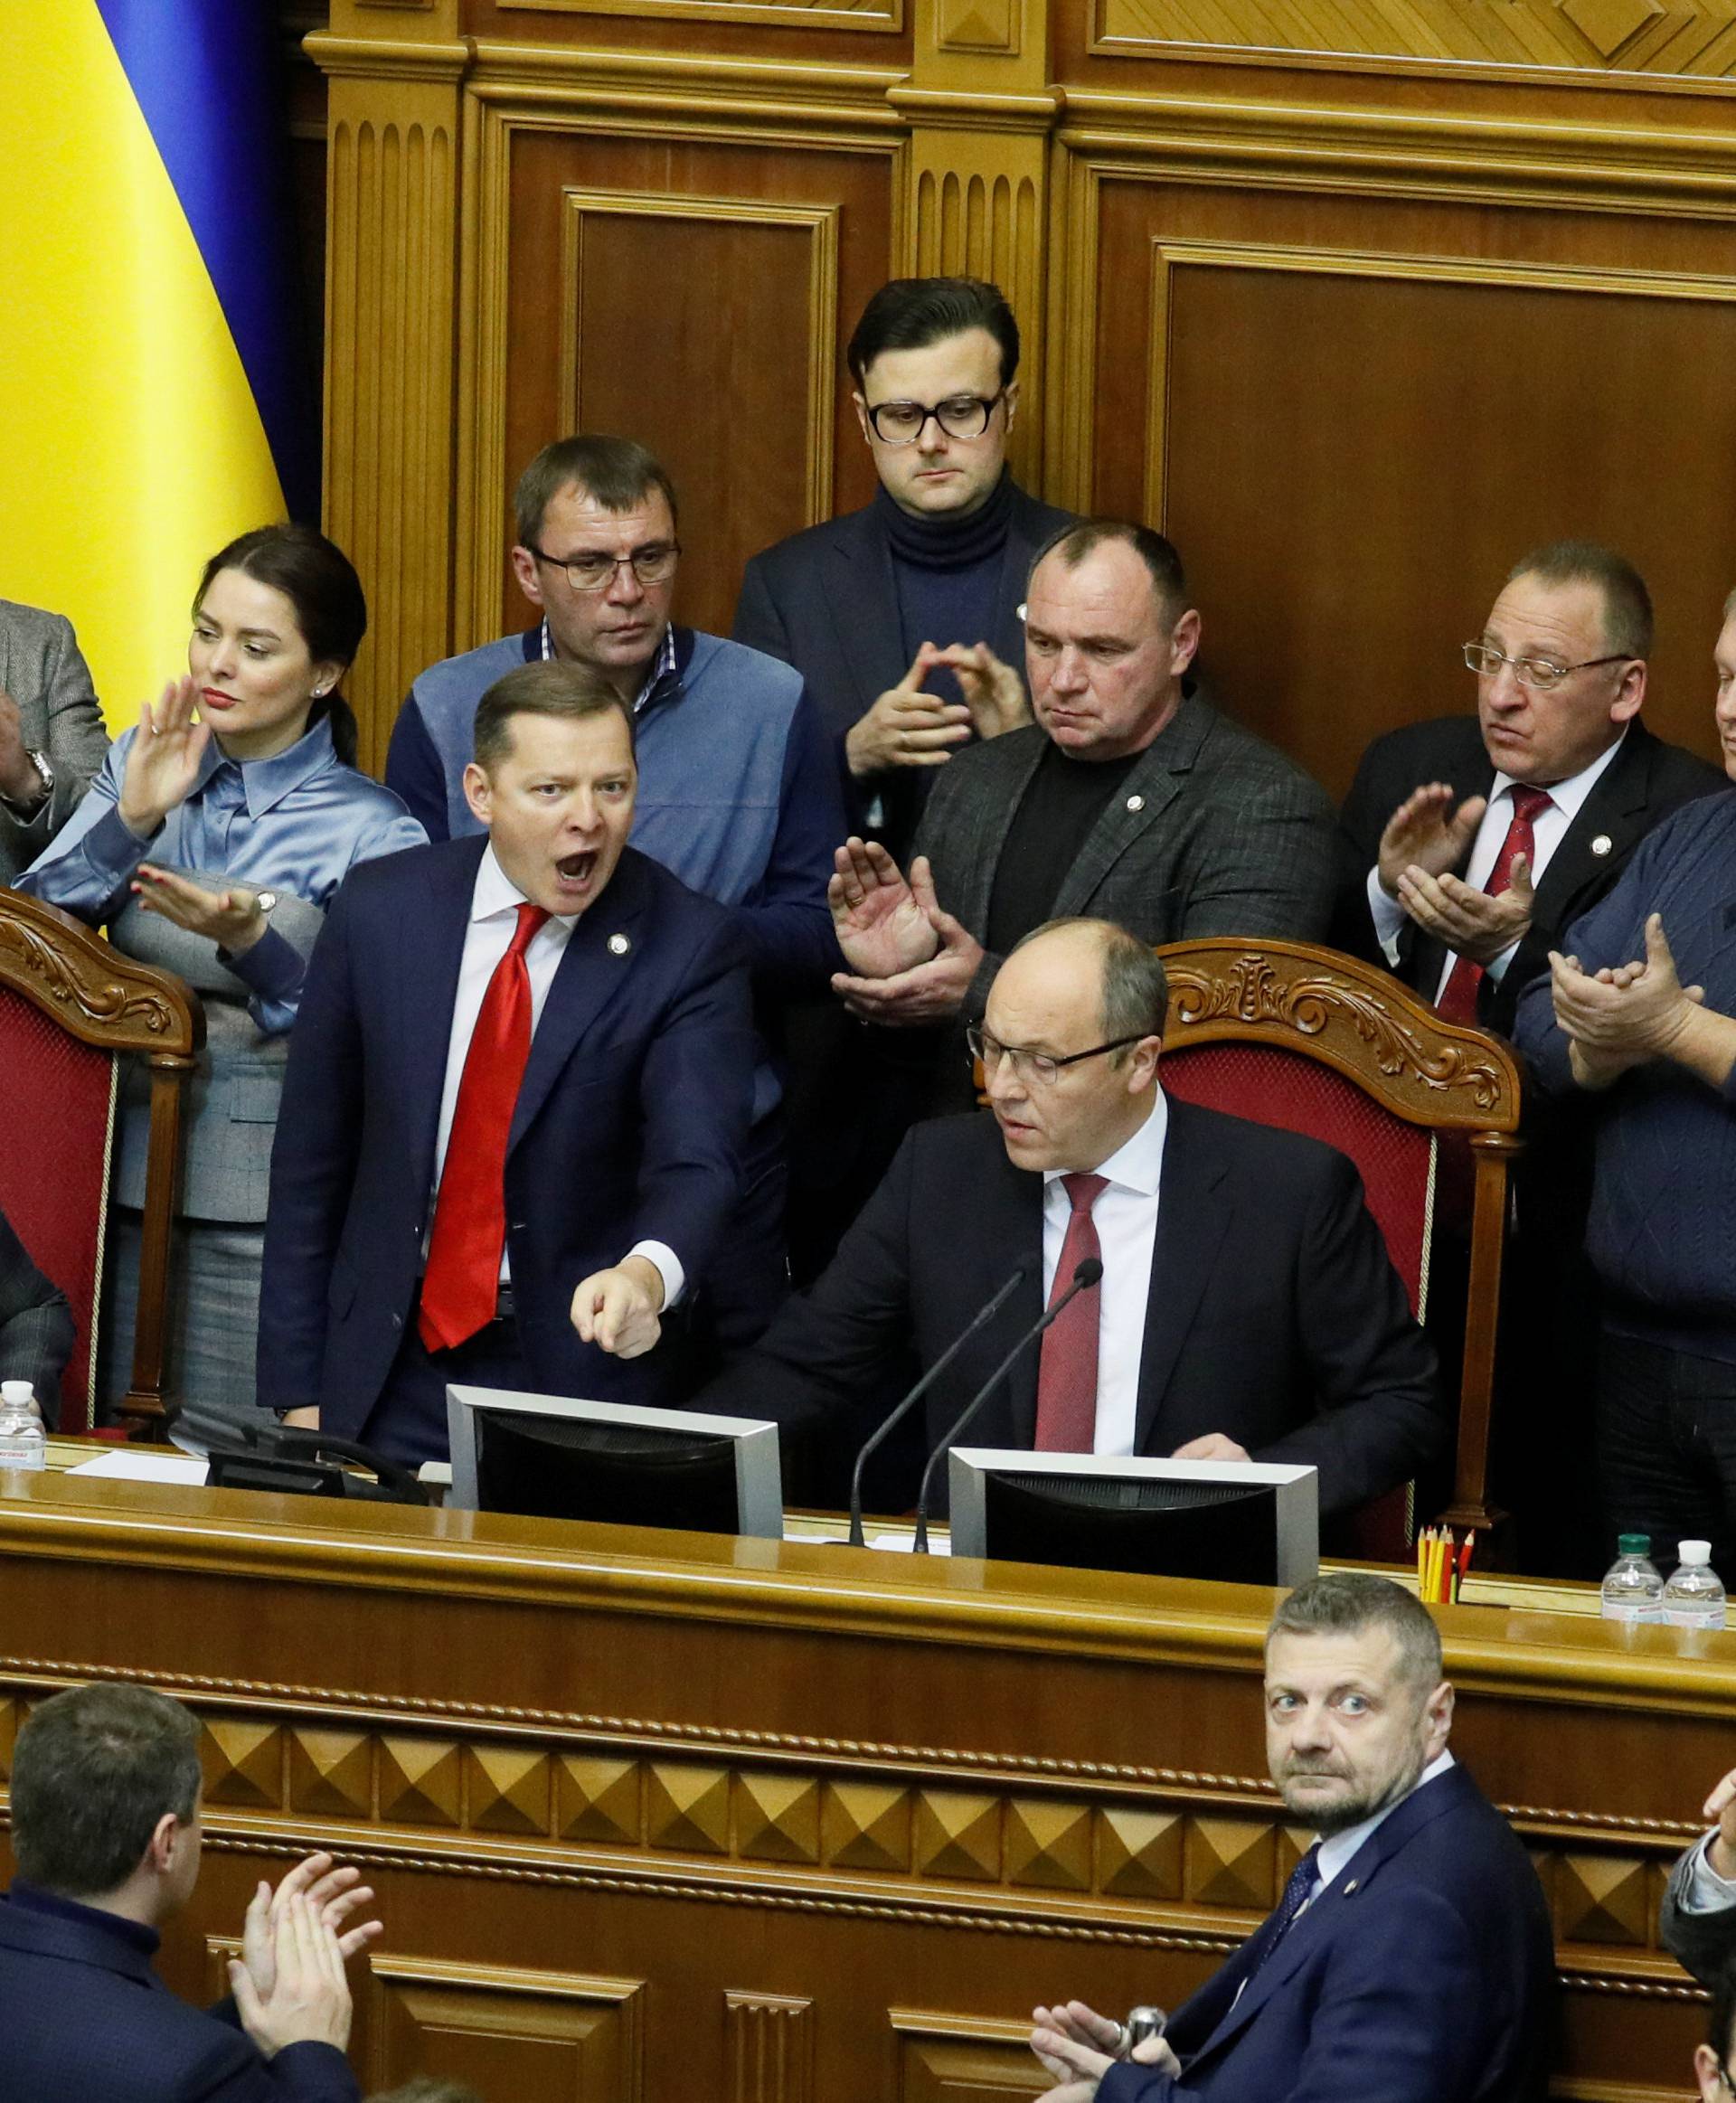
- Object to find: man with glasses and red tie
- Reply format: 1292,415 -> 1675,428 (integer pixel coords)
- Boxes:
700,917 -> 1441,1515
1335,541 -> 1720,1037
387,435 -> 844,1351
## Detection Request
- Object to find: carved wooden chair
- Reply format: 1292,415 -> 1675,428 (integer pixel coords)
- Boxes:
0,890 -> 203,1432
1155,938 -> 1524,1557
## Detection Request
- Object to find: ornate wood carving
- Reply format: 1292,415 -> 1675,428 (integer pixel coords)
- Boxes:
1159,941 -> 1521,1130
726,1991 -> 816,2103
0,893 -> 201,1057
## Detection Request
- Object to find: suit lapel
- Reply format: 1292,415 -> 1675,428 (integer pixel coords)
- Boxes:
1524,727 -> 1652,937
823,510 -> 908,718
507,852 -> 651,1151
1133,1101 -> 1231,1455
996,1156 -> 1050,1447
1052,703 -> 1206,919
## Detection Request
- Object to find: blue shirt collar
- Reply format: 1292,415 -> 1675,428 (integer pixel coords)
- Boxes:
192,712 -> 342,821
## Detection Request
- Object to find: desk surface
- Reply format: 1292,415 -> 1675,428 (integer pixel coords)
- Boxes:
0,1466 -> 1722,2100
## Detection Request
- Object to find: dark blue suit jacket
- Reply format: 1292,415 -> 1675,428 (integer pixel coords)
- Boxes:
1100,1762 -> 1554,2103
257,836 -> 756,1434
0,1884 -> 359,2101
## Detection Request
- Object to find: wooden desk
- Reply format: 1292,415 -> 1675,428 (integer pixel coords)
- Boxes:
0,1470 -> 1722,2100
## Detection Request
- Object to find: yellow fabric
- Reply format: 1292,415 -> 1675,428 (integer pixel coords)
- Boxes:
0,3 -> 286,728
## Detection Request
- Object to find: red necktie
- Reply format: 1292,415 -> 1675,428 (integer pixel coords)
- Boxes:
1034,1173 -> 1109,1452
1435,785 -> 1552,1026
419,902 -> 551,1353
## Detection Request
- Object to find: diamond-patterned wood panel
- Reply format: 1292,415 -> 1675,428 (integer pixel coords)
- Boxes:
1099,1806 -> 1185,1900
467,1745 -> 552,1836
1005,1797 -> 1093,1892
1185,1815 -> 1277,1910
646,1761 -> 731,1854
201,1718 -> 284,1810
1557,1853 -> 1654,1946
916,1789 -> 1003,1882
825,1781 -> 913,1873
379,1736 -> 463,1829
288,1728 -> 373,1820
559,1754 -> 642,1846
736,1772 -> 822,1865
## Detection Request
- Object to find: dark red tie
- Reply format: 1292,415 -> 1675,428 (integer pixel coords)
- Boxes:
1436,785 -> 1552,1026
1034,1173 -> 1109,1452
419,902 -> 550,1352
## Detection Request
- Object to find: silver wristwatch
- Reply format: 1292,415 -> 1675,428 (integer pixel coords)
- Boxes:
2,748 -> 53,816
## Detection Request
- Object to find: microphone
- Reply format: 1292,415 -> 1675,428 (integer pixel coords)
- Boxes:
912,1256 -> 1104,1553
846,1265 -> 1029,1546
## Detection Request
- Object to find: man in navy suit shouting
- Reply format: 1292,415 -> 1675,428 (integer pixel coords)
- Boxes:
1030,1573 -> 1553,2102
259,659 -> 755,1463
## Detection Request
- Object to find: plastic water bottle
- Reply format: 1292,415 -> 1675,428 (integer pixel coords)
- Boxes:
1600,1533 -> 1665,1622
0,1380 -> 46,1471
1664,1540 -> 1728,1631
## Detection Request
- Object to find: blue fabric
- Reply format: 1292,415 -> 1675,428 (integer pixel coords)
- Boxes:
1512,788 -> 1736,1360
385,625 -> 844,1119
256,838 -> 757,1450
17,717 -> 427,1034
92,0 -> 316,514
1095,1764 -> 1552,2103
0,1884 -> 360,2101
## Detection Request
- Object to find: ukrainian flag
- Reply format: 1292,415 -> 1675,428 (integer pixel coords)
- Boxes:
0,3 -> 315,729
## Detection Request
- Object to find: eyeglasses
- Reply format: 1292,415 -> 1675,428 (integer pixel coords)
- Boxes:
1461,641 -> 1630,691
526,542 -> 681,592
864,392 -> 1005,446
967,1023 -> 1147,1087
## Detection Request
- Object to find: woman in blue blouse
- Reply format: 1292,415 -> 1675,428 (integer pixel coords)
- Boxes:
18,524 -> 426,1427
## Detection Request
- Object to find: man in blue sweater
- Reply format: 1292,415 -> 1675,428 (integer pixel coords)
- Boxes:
387,435 -> 845,1347
1513,589 -> 1736,1570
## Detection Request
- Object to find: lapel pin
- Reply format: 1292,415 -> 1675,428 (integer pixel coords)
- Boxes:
1590,834 -> 1612,857
608,932 -> 631,956
1344,1878 -> 1359,1893
1127,795 -> 1145,814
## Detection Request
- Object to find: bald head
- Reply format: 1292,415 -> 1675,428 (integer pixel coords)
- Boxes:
982,920 -> 1165,1173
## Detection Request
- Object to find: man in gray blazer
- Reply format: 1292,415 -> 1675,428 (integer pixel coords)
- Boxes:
1663,1764 -> 1736,1985
829,519 -> 1335,1063
0,598 -> 108,883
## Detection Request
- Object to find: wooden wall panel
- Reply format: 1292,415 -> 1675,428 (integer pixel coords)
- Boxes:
892,2011 -> 1052,2098
1078,170 -> 1736,799
471,122 -> 897,648
368,1955 -> 646,2094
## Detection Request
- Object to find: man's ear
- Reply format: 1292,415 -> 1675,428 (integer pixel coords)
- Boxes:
462,760 -> 493,827
1169,608 -> 1203,679
851,392 -> 873,448
1129,1033 -> 1163,1093
1002,379 -> 1021,434
1610,659 -> 1647,726
144,1808 -> 181,1875
509,544 -> 546,610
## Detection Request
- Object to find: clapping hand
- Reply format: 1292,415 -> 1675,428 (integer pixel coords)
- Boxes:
1030,2000 -> 1181,2098
1396,853 -> 1535,967
1376,783 -> 1486,899
1549,915 -> 1705,1088
828,837 -> 941,978
230,1892 -> 354,2059
844,646 -> 974,778
832,854 -> 984,1027
118,677 -> 211,837
238,1851 -> 382,2004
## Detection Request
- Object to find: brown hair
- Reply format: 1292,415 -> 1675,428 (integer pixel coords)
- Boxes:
514,435 -> 678,546
471,659 -> 634,772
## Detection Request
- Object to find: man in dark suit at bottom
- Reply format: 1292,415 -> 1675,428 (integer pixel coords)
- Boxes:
1031,1573 -> 1554,2102
0,1683 -> 382,2101
701,918 -> 1443,1514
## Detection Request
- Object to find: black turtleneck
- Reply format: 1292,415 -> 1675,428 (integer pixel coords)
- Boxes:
875,469 -> 1015,710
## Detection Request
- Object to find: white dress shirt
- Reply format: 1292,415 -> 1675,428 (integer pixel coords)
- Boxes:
431,844 -> 683,1305
1041,1091 -> 1168,1457
1681,1829 -> 1736,1914
1366,733 -> 1627,999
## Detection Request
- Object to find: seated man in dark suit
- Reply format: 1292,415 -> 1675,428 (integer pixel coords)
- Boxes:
1030,1572 -> 1554,2102
733,274 -> 1072,862
702,918 -> 1443,1515
0,1199 -> 74,1421
0,1681 -> 382,2102
259,660 -> 756,1465
1336,539 -> 1721,1034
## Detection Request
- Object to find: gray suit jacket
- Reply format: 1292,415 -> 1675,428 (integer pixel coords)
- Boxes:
912,690 -> 1337,1014
0,1205 -> 75,1422
1660,1838 -> 1736,1985
0,599 -> 108,883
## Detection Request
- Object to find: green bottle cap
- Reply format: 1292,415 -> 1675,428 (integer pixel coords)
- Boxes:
1617,1534 -> 1651,1556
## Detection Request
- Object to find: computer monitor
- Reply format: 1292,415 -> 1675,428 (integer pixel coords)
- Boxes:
947,1450 -> 1318,1586
446,1387 -> 784,1540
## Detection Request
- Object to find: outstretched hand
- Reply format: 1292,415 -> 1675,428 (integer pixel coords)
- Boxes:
1376,782 -> 1485,898
828,836 -> 940,978
832,855 -> 984,1027
1397,852 -> 1535,967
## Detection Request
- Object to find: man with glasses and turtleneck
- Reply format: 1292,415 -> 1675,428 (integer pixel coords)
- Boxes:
733,275 -> 1072,866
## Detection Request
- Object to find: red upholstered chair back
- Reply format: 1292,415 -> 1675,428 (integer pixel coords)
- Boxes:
1156,940 -> 1524,1561
0,892 -> 202,1432
0,984 -> 118,1427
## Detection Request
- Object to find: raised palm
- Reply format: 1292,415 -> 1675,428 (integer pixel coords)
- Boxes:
828,839 -> 939,976
119,676 -> 212,835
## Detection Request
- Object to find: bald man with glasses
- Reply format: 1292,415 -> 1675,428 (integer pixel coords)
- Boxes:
699,916 -> 1442,1514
